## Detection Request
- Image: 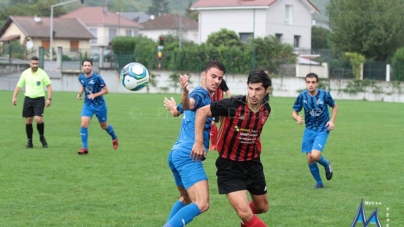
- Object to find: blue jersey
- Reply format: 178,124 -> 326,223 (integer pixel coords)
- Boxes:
172,86 -> 212,152
293,89 -> 335,132
78,73 -> 106,107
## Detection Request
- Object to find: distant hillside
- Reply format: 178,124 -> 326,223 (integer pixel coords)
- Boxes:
311,0 -> 330,23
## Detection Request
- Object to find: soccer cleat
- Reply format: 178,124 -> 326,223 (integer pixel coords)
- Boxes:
26,140 -> 33,148
325,162 -> 333,180
78,148 -> 88,155
314,183 -> 324,189
40,137 -> 48,148
112,137 -> 118,150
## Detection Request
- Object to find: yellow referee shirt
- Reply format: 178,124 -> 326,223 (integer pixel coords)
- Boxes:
17,68 -> 51,98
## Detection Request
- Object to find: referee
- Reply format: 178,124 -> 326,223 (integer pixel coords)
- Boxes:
12,56 -> 52,148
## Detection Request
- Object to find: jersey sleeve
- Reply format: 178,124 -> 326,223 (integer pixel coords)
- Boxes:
16,72 -> 26,88
220,79 -> 229,92
98,75 -> 106,87
326,92 -> 335,107
190,89 -> 208,110
293,94 -> 303,112
176,104 -> 184,114
42,71 -> 51,86
211,96 -> 238,117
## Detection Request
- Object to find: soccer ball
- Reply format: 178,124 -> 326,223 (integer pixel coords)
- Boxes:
120,62 -> 149,91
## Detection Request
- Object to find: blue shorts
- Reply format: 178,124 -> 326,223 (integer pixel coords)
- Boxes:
81,104 -> 108,123
301,128 -> 329,153
168,148 -> 208,190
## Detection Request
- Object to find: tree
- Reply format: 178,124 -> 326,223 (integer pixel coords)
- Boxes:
252,36 -> 296,73
147,0 -> 170,17
185,0 -> 198,21
329,0 -> 404,61
311,26 -> 329,49
205,28 -> 245,49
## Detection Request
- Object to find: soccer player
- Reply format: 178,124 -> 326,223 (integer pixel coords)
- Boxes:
192,70 -> 272,227
12,56 -> 52,148
209,78 -> 231,151
77,59 -> 118,155
163,60 -> 226,227
164,78 -> 231,151
292,73 -> 338,188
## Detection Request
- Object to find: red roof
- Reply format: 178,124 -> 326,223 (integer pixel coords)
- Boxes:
192,0 -> 277,7
191,0 -> 319,12
59,7 -> 141,28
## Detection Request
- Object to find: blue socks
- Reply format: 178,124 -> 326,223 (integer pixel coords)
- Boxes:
167,201 -> 187,221
308,163 -> 323,185
80,127 -> 88,148
106,124 -> 117,140
164,203 -> 201,227
317,155 -> 329,168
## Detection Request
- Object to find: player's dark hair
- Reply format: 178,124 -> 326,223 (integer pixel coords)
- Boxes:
203,60 -> 226,75
31,56 -> 39,61
306,73 -> 319,82
247,69 -> 271,89
82,59 -> 93,66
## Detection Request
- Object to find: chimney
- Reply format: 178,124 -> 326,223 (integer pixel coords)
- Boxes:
102,3 -> 109,14
34,15 -> 41,23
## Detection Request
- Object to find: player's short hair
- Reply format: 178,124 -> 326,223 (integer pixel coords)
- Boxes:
247,69 -> 272,89
31,56 -> 39,61
82,59 -> 93,66
203,60 -> 226,75
306,73 -> 319,82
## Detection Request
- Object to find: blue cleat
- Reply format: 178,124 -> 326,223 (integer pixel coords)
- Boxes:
325,162 -> 333,180
314,183 -> 324,189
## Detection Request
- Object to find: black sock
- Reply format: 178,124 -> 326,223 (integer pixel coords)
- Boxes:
26,124 -> 33,140
37,122 -> 44,137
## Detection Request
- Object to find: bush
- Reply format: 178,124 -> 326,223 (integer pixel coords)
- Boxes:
391,47 -> 404,81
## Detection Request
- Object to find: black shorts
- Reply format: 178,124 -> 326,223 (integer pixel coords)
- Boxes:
215,156 -> 267,195
23,96 -> 45,118
212,115 -> 220,123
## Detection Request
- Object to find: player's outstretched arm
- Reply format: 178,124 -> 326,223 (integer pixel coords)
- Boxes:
164,97 -> 181,117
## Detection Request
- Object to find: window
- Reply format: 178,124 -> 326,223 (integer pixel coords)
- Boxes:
70,41 -> 79,52
275,33 -> 283,42
109,28 -> 117,42
133,30 -> 139,36
285,5 -> 293,25
126,30 -> 132,36
239,32 -> 253,43
90,28 -> 97,44
294,35 -> 300,48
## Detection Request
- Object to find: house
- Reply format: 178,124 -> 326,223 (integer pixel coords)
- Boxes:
0,15 -> 95,58
191,0 -> 319,52
140,14 -> 198,43
59,6 -> 142,54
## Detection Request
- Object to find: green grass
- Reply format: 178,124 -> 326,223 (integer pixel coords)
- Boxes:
0,90 -> 403,226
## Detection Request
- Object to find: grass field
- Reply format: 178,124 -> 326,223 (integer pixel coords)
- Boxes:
0,90 -> 403,227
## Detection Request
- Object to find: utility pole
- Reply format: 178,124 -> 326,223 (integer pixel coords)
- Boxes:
50,0 -> 84,61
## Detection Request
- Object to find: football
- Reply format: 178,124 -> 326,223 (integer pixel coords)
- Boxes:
120,62 -> 149,91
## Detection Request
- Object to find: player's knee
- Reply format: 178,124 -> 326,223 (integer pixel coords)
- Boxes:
100,124 -> 108,130
196,200 -> 210,213
256,203 -> 269,214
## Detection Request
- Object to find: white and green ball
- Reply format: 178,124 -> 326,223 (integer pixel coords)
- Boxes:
120,62 -> 149,91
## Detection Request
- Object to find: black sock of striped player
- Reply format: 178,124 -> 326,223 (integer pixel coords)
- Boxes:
26,124 -> 33,140
37,122 -> 44,137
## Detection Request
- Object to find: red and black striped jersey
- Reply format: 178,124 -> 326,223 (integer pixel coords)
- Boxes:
210,95 -> 271,161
